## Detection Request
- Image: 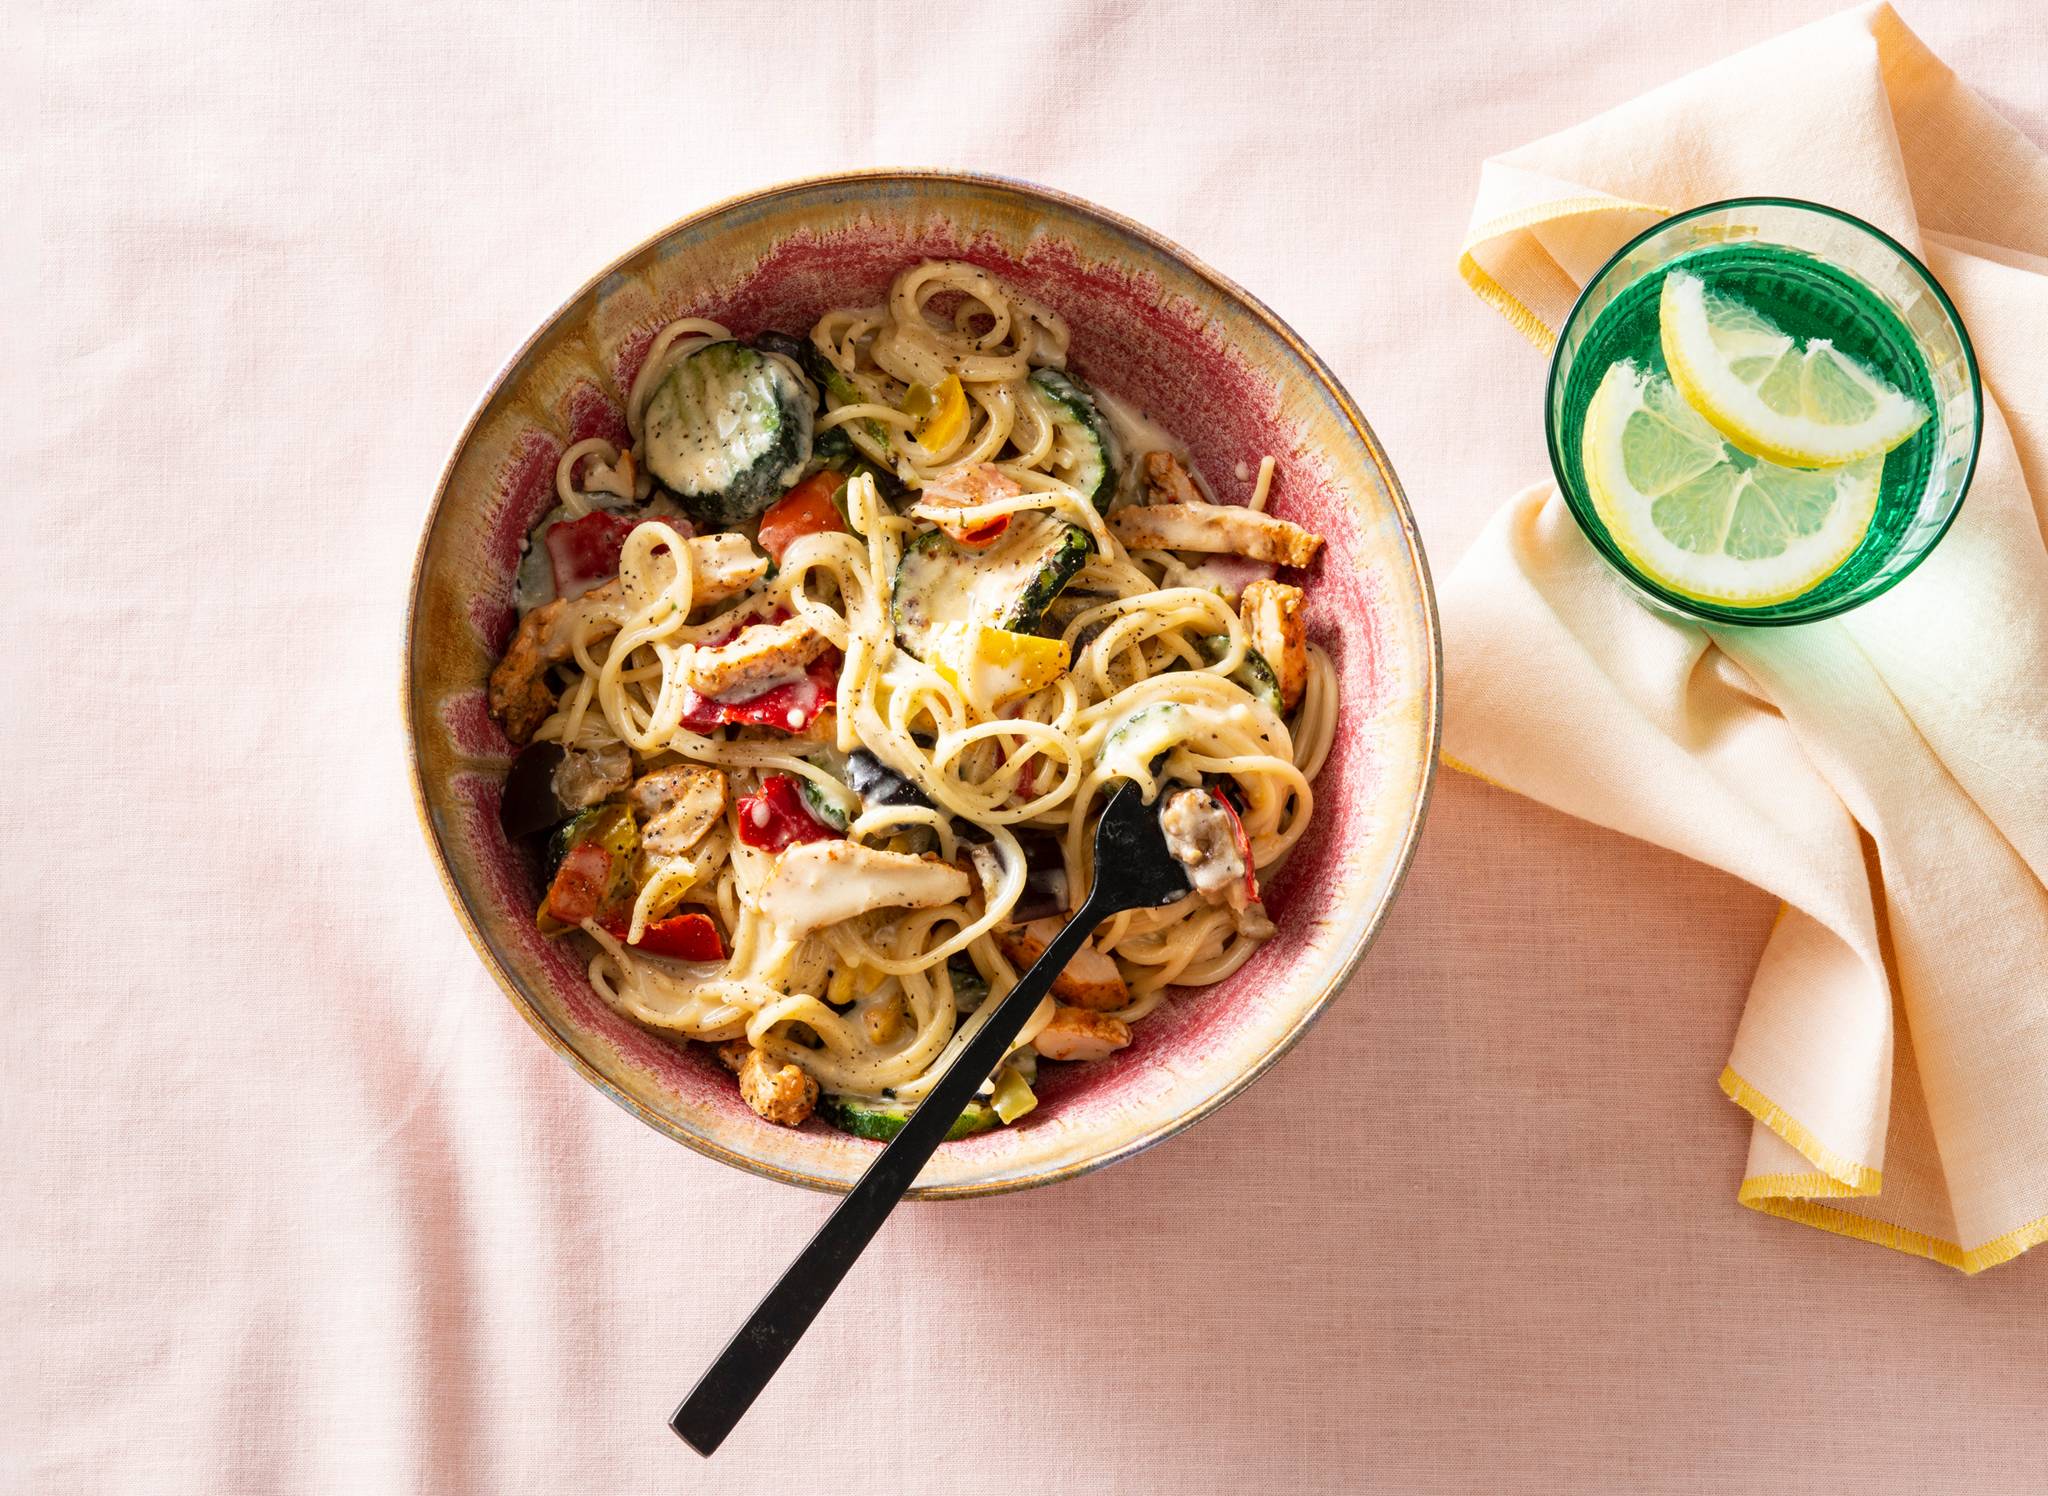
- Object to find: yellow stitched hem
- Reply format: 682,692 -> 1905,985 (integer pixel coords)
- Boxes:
1718,1065 -> 1882,1195
1738,1171 -> 1867,1203
1960,1214 -> 2048,1274
1743,1194 -> 1962,1269
1456,250 -> 1557,350
1456,194 -> 1674,351
1437,751 -> 1510,791
1741,1196 -> 2048,1276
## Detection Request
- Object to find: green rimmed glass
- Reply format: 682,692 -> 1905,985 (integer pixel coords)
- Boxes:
1545,197 -> 1981,626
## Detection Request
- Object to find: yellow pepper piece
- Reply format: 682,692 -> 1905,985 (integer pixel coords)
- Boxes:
929,623 -> 1069,711
990,1065 -> 1038,1124
862,995 -> 905,1046
906,374 -> 968,452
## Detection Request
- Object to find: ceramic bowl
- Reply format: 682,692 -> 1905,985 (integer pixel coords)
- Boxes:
404,171 -> 1439,1197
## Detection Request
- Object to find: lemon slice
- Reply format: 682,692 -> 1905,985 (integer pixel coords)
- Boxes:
1659,270 -> 1926,468
1581,360 -> 1880,607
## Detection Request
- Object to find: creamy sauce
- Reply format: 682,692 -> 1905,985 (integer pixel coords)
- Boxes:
1094,387 -> 1219,503
958,650 -> 1038,710
1171,552 -> 1277,602
1160,788 -> 1246,905
1101,703 -> 1187,784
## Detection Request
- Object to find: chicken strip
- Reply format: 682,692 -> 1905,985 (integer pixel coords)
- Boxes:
1110,502 -> 1323,569
995,919 -> 1129,1011
758,842 -> 971,938
1032,1007 -> 1131,1063
686,617 -> 833,700
1140,451 -> 1205,506
733,1046 -> 818,1127
1238,578 -> 1308,712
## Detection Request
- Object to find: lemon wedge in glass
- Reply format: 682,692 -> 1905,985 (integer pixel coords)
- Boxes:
1581,359 -> 1881,607
1659,270 -> 1926,468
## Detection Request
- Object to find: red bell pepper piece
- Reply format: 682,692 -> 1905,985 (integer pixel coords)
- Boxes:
544,842 -> 613,925
674,607 -> 841,735
543,507 -> 694,598
949,515 -> 1010,549
1015,749 -> 1040,801
1212,788 -> 1260,904
756,471 -> 847,564
734,774 -> 843,852
677,650 -> 840,735
599,909 -> 726,961
545,509 -> 640,598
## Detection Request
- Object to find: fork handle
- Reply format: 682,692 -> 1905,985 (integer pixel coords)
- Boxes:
670,895 -> 1108,1456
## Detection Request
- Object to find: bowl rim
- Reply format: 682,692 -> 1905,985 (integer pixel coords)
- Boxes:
402,167 -> 1442,1199
1542,194 -> 1984,628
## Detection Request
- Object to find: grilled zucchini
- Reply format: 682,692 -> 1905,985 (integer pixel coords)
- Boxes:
642,340 -> 812,526
891,514 -> 1094,663
1031,368 -> 1119,512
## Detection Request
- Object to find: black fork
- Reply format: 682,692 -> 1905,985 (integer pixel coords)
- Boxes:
671,780 -> 1192,1455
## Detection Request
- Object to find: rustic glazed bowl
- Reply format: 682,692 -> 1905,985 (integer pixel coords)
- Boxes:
405,171 -> 1439,1198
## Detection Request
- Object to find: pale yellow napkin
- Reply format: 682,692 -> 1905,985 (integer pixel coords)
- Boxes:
1445,2 -> 2048,1271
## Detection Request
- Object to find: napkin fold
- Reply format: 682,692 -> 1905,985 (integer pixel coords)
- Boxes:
1445,2 -> 2048,1271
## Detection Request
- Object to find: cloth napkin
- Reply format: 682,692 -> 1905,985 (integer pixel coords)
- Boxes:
1444,2 -> 2048,1272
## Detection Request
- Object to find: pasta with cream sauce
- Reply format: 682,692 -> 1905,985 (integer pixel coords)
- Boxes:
488,259 -> 1335,1137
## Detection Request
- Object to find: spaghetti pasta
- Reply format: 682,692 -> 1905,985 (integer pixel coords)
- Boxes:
492,259 -> 1335,1136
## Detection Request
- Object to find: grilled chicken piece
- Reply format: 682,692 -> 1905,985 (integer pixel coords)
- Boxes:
489,594 -> 578,744
1110,502 -> 1323,569
995,918 -> 1129,1011
630,765 -> 727,856
486,534 -> 768,743
1239,579 -> 1308,712
733,1046 -> 818,1127
758,842 -> 971,937
686,616 -> 832,700
1140,451 -> 1204,506
682,533 -> 771,606
918,462 -> 1022,511
1032,1007 -> 1132,1063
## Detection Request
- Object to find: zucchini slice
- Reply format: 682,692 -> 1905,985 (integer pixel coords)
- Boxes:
642,340 -> 812,527
1199,635 -> 1284,715
819,1094 -> 1000,1142
1102,703 -> 1188,782
891,514 -> 1094,663
798,775 -> 851,832
1030,368 -> 1120,512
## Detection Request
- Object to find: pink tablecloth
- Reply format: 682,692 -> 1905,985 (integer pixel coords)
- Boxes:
8,2 -> 2047,1491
